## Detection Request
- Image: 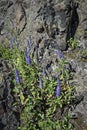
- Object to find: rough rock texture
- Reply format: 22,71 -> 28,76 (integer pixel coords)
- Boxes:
75,0 -> 87,49
64,49 -> 87,130
0,59 -> 19,130
0,0 -> 87,130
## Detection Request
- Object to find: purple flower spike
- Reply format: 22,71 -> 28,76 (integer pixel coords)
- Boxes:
57,50 -> 63,59
56,78 -> 61,97
39,77 -> 43,88
15,68 -> 20,84
26,56 -> 31,65
27,46 -> 30,56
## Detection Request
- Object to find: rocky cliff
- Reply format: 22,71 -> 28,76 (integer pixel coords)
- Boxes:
0,0 -> 87,130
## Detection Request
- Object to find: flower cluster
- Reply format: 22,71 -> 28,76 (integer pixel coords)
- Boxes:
56,78 -> 61,97
12,36 -> 62,97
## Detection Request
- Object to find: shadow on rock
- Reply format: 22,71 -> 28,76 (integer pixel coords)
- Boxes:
66,2 -> 79,41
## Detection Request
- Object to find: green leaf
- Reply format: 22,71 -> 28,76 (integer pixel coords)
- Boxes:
20,91 -> 25,105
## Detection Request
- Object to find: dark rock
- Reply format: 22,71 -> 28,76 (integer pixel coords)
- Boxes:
66,2 -> 79,41
0,59 -> 20,130
37,24 -> 44,33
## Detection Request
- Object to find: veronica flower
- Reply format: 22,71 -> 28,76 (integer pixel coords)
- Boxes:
25,56 -> 31,65
56,78 -> 61,97
27,47 -> 30,55
15,68 -> 20,84
57,50 -> 63,59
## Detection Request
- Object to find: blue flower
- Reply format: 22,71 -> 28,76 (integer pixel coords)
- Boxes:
15,68 -> 20,84
57,50 -> 63,59
25,56 -> 31,65
27,41 -> 30,55
56,78 -> 61,97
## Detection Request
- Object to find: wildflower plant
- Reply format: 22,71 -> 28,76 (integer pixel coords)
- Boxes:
67,38 -> 78,49
0,37 -> 75,130
56,50 -> 75,106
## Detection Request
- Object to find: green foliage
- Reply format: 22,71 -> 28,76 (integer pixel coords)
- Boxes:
1,42 -> 75,130
67,38 -> 78,49
84,30 -> 87,35
0,43 -> 12,59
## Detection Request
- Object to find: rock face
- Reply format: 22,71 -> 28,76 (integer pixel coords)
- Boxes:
64,50 -> 87,130
0,59 -> 19,130
0,0 -> 87,130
